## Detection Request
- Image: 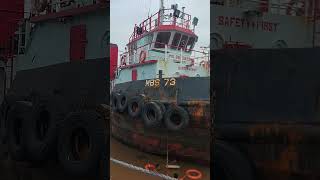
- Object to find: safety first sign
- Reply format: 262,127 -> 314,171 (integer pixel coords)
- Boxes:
216,16 -> 279,32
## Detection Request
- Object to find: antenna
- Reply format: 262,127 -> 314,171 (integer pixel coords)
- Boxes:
159,0 -> 165,25
160,0 -> 164,11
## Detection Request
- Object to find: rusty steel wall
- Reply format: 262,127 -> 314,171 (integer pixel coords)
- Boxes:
212,48 -> 320,178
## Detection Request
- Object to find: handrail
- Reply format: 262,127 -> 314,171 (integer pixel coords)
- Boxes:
212,0 -> 310,16
31,0 -> 104,16
129,8 -> 193,43
118,41 -> 209,68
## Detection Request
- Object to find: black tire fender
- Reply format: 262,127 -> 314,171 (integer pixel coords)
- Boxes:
164,105 -> 189,131
142,102 -> 163,128
58,111 -> 107,177
24,95 -> 63,162
7,101 -> 32,161
213,141 -> 255,180
0,99 -> 10,144
116,92 -> 128,113
111,92 -> 119,112
127,95 -> 145,118
155,102 -> 166,115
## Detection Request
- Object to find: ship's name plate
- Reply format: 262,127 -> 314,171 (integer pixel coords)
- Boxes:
145,78 -> 176,88
217,16 -> 279,32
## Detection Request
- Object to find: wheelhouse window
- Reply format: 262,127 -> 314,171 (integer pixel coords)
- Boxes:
155,32 -> 171,48
171,33 -> 181,50
178,35 -> 188,50
186,37 -> 196,52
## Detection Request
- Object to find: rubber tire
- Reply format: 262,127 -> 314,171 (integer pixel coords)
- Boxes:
164,105 -> 189,131
7,101 -> 32,161
116,92 -> 128,113
142,102 -> 163,128
155,102 -> 166,115
0,99 -> 9,144
24,96 -> 63,162
127,96 -> 145,118
111,92 -> 119,112
58,111 -> 107,177
213,141 -> 254,180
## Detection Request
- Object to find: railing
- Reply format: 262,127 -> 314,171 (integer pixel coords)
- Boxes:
118,41 -> 209,68
129,8 -> 193,43
31,0 -> 106,16
212,0 -> 316,17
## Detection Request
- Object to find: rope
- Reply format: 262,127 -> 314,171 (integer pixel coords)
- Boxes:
110,157 -> 178,180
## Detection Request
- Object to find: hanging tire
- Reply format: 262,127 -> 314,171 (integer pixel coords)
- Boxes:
7,101 -> 32,161
116,92 -> 128,113
111,92 -> 119,112
164,105 -> 190,131
24,96 -> 62,162
127,95 -> 145,118
213,141 -> 254,180
156,102 -> 166,115
142,102 -> 163,128
58,111 -> 107,177
0,99 -> 9,144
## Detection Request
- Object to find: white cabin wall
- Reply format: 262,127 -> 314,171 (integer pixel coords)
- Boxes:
16,9 -> 108,71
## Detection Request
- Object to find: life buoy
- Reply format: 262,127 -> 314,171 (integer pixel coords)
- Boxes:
286,0 -> 305,16
259,0 -> 269,12
120,55 -> 126,66
139,50 -> 146,63
144,163 -> 156,171
185,169 -> 202,180
34,0 -> 48,13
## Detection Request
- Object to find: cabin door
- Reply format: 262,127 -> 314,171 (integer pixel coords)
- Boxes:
70,25 -> 87,61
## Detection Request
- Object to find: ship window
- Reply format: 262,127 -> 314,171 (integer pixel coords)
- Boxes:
155,32 -> 171,48
171,33 -> 181,50
186,37 -> 195,52
178,35 -> 188,50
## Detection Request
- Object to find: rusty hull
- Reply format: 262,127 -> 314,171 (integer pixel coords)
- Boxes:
111,100 -> 210,165
213,48 -> 320,179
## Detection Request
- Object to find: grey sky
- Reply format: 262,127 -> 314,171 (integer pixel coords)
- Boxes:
110,0 -> 210,52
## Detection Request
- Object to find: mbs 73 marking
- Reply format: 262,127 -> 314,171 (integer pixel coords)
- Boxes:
145,78 -> 176,87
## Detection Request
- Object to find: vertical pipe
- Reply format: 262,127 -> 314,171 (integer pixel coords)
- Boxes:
165,44 -> 167,61
313,0 -> 316,47
180,48 -> 182,63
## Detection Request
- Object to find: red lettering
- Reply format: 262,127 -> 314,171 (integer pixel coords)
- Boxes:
216,15 -> 278,32
263,22 -> 267,31
218,16 -> 224,25
225,16 -> 229,26
236,18 -> 240,27
251,21 -> 255,29
241,18 -> 245,28
268,22 -> 273,32
230,17 -> 235,26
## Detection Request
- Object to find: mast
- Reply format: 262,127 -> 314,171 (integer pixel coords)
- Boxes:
159,0 -> 164,25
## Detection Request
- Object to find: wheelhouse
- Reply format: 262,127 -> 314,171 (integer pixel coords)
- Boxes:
114,3 -> 209,84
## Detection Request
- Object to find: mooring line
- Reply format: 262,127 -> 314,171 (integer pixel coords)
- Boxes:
110,157 -> 178,180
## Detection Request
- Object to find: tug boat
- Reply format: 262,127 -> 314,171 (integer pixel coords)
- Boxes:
110,1 -> 210,164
